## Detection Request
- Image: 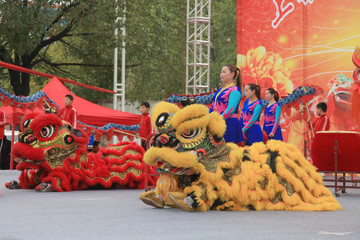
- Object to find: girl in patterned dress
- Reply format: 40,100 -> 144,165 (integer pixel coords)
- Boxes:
210,65 -> 243,143
263,88 -> 283,141
240,83 -> 263,145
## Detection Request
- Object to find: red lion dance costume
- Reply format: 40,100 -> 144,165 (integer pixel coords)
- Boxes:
351,45 -> 360,127
5,112 -> 157,192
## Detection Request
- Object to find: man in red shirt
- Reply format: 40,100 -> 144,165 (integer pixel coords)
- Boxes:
137,102 -> 152,151
308,102 -> 330,135
58,94 -> 78,128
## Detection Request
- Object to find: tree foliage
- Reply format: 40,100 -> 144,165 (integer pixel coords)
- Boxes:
210,0 -> 237,89
0,0 -> 114,96
0,0 -> 235,102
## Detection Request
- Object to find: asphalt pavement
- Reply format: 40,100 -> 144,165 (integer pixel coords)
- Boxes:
0,170 -> 359,240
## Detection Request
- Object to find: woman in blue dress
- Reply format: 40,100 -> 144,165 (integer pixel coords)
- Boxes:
210,64 -> 243,144
240,83 -> 263,145
263,88 -> 283,141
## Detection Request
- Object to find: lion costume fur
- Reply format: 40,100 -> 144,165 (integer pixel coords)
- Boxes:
140,102 -> 341,212
6,112 -> 157,192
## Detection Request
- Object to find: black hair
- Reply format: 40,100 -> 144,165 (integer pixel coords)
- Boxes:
247,83 -> 261,100
65,94 -> 74,101
224,64 -> 243,93
316,102 -> 327,113
141,102 -> 150,109
267,88 -> 279,102
93,141 -> 100,147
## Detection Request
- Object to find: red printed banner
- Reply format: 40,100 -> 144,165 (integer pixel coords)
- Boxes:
237,0 -> 360,151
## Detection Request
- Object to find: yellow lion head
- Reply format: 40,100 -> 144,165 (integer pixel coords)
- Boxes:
145,102 -> 228,176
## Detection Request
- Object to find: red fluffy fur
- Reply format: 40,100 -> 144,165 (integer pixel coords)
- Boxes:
13,143 -> 45,162
10,113 -> 158,192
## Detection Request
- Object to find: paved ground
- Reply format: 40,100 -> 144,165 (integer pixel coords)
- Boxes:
0,170 -> 359,240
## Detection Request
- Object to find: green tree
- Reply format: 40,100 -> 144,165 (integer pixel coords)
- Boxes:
0,0 -> 187,103
210,0 -> 237,89
0,0 -> 235,102
0,0 -> 117,96
70,0 -> 187,103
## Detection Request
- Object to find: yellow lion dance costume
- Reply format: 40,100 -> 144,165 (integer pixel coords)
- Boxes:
140,102 -> 341,212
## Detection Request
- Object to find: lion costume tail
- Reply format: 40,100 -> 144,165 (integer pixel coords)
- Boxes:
82,142 -> 158,189
234,140 -> 341,211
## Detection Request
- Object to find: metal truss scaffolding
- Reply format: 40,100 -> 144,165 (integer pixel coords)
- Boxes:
186,0 -> 211,95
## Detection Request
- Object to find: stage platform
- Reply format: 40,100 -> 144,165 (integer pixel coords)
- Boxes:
0,170 -> 359,240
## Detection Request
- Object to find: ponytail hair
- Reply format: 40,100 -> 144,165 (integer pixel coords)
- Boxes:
267,88 -> 280,101
224,64 -> 243,94
247,83 -> 261,100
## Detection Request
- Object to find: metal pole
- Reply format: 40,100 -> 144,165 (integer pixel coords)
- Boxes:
185,0 -> 190,94
121,1 -> 126,112
113,49 -> 118,110
113,0 -> 119,110
206,0 -> 211,93
193,0 -> 198,94
113,0 -> 126,112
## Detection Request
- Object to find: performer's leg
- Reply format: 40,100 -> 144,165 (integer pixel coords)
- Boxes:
140,190 -> 165,208
0,139 -> 3,169
141,140 -> 147,151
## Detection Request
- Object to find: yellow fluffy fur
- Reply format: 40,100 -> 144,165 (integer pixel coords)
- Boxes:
141,102 -> 341,211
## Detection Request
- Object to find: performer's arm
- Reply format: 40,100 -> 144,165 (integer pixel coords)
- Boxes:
307,110 -> 316,126
242,104 -> 262,133
58,108 -> 64,119
209,90 -> 219,113
239,111 -> 243,126
270,105 -> 281,135
321,116 -> 329,131
145,116 -> 152,138
209,103 -> 214,113
223,91 -> 241,118
72,108 -> 78,128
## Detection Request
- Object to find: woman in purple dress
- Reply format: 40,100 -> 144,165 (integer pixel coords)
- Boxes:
210,64 -> 243,144
263,88 -> 283,141
240,83 -> 263,145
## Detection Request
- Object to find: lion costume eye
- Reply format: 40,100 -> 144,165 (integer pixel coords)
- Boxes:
156,113 -> 170,127
180,128 -> 202,140
40,125 -> 56,138
23,119 -> 31,129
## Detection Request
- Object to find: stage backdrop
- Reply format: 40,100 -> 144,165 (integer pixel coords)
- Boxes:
236,0 -> 360,151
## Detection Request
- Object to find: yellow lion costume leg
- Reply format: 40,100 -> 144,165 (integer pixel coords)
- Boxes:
140,174 -> 186,208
